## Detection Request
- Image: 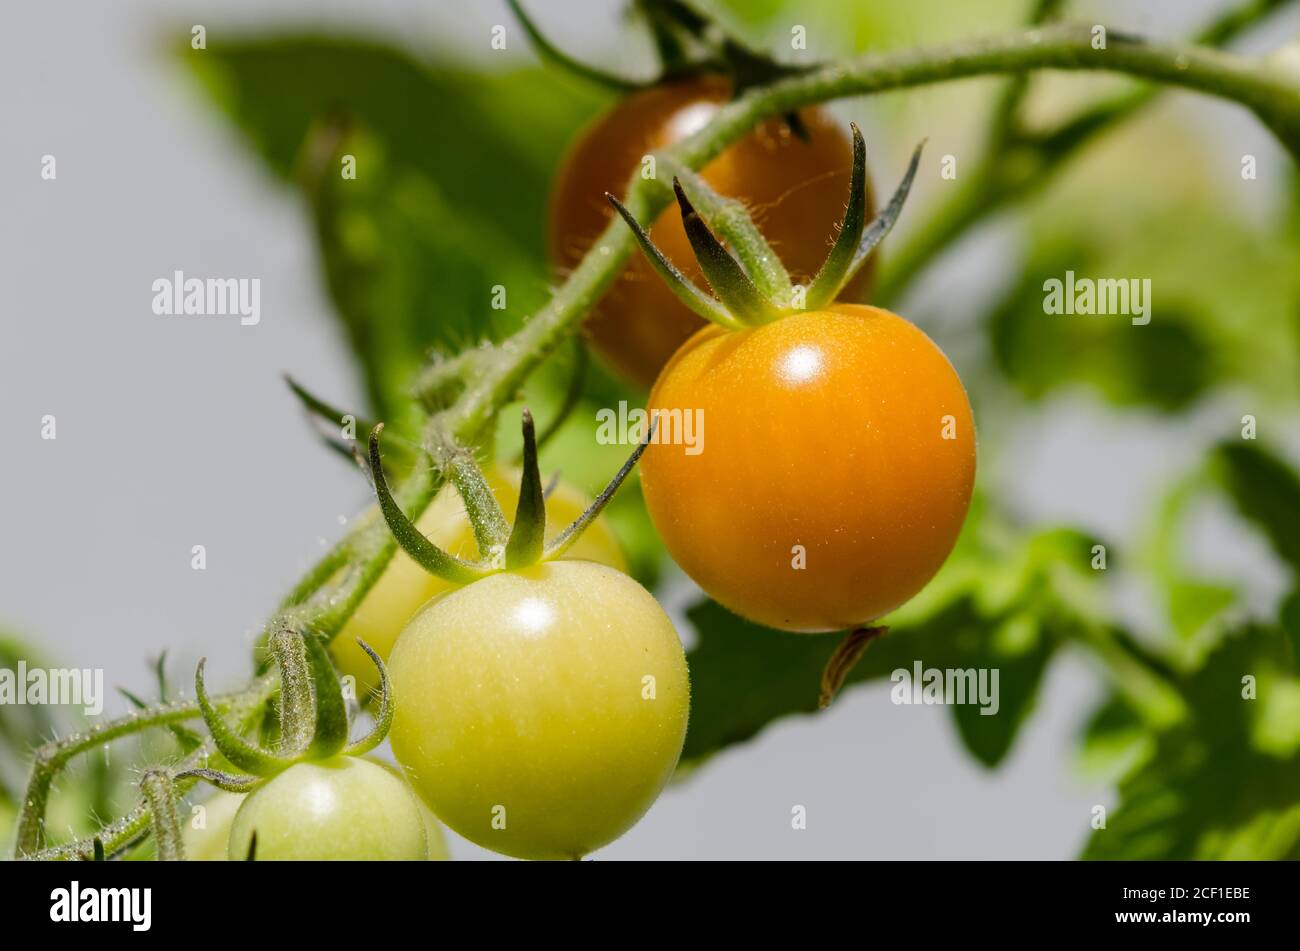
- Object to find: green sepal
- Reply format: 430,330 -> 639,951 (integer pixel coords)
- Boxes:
847,141 -> 925,278
673,179 -> 782,324
546,417 -> 655,561
303,633 -> 350,760
663,159 -> 793,303
606,193 -> 743,329
344,640 -> 394,757
194,658 -> 293,778
505,410 -> 546,569
804,123 -> 869,311
367,425 -> 488,584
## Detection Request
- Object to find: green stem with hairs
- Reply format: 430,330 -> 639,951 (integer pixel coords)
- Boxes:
876,0 -> 1296,303
438,22 -> 1300,426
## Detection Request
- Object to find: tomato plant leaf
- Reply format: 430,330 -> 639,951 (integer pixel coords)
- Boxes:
183,36 -> 608,421
1213,441 -> 1300,574
680,522 -> 1095,769
1082,618 -> 1300,859
946,613 -> 1056,768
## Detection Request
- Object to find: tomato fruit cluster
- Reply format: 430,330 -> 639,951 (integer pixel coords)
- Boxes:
227,76 -> 967,864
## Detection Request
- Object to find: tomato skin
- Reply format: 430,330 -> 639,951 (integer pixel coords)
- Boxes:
641,305 -> 976,632
226,757 -> 429,861
549,76 -> 874,388
332,467 -> 626,694
188,764 -> 449,860
388,560 -> 689,861
183,790 -> 244,861
372,758 -> 451,861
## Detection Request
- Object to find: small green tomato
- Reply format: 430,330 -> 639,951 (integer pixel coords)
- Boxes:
183,790 -> 244,861
227,757 -> 428,861
389,559 -> 690,861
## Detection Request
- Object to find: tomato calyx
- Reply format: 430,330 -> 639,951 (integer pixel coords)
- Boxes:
608,125 -> 924,329
365,409 -> 651,582
177,629 -> 393,797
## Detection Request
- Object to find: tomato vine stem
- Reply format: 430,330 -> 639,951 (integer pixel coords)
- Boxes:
876,0 -> 1296,303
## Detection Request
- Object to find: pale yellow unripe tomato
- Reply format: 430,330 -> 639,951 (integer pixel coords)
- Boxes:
332,466 -> 627,695
182,790 -> 244,861
185,762 -> 450,861
389,560 -> 689,860
227,758 -> 428,861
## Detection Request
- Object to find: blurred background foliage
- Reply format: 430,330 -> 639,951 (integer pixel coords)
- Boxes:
4,0 -> 1298,859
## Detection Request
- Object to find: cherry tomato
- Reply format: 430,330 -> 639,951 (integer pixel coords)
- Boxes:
186,762 -> 450,860
226,757 -> 429,860
372,758 -> 450,861
332,466 -> 626,694
183,790 -> 244,861
641,305 -> 976,632
388,560 -> 689,860
0,800 -> 15,854
549,76 -> 874,387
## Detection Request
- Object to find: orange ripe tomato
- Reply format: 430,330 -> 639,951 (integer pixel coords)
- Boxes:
549,77 -> 874,388
640,305 -> 975,632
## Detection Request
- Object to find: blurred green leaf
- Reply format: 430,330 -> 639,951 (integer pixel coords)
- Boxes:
185,36 -> 608,420
1083,615 -> 1300,859
680,511 -> 1099,770
308,132 -> 539,426
1166,578 -> 1238,641
0,635 -> 57,802
1077,694 -> 1154,783
186,36 -> 606,239
948,611 -> 1055,767
0,634 -> 140,849
1137,466 -> 1241,652
1213,441 -> 1300,574
187,34 -> 669,580
991,121 -> 1300,410
989,242 -> 1215,411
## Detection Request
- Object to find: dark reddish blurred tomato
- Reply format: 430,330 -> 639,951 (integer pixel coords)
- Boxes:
549,76 -> 875,388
